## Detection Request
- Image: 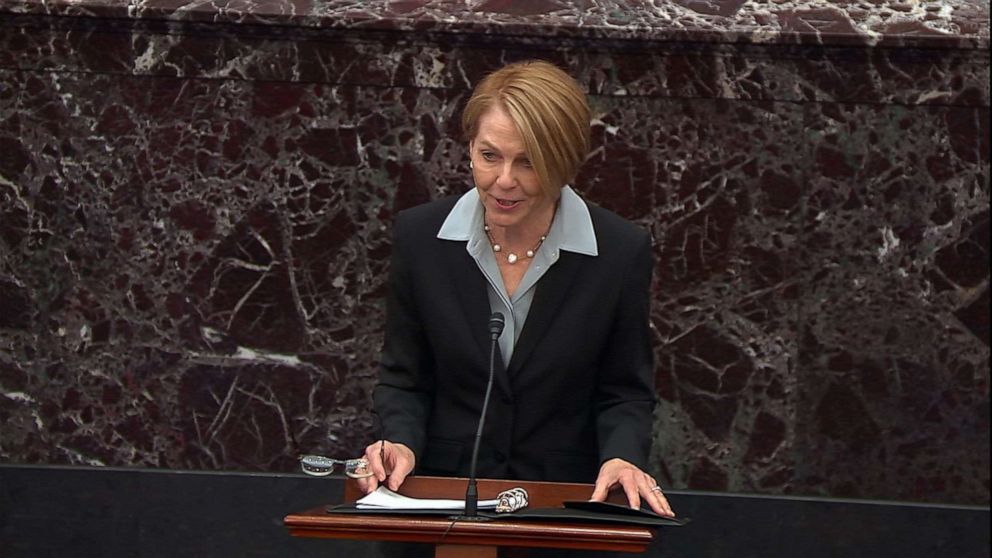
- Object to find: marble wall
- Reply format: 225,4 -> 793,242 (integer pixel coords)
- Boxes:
0,1 -> 988,505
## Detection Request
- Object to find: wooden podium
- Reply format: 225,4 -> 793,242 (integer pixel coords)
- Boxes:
284,475 -> 655,557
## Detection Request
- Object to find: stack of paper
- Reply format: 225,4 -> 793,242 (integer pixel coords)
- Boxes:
356,487 -> 500,510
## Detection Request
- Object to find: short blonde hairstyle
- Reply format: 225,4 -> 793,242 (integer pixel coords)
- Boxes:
462,60 -> 591,197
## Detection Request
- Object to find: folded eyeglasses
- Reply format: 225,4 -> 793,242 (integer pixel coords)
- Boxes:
299,455 -> 373,478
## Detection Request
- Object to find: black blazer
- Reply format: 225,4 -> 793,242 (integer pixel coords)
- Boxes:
374,194 -> 656,483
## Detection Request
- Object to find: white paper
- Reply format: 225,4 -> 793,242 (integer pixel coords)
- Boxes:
356,486 -> 500,510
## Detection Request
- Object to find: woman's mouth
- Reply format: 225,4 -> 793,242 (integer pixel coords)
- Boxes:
494,198 -> 522,209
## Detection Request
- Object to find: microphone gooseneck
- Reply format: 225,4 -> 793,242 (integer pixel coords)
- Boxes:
463,311 -> 504,518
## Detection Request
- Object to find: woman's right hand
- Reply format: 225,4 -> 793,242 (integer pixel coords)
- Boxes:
356,440 -> 416,494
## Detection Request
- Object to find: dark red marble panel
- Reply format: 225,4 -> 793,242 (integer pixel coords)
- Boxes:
794,102 -> 989,503
2,15 -> 988,109
0,72 -> 420,468
598,96 -> 808,496
1,0 -> 988,48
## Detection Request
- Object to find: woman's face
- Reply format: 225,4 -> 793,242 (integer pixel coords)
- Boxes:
469,105 -> 557,232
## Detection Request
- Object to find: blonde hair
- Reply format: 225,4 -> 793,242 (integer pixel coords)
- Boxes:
462,60 -> 591,197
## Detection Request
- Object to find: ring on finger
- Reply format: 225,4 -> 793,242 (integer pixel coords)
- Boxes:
650,486 -> 663,493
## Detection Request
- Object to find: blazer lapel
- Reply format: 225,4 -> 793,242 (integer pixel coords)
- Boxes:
507,252 -> 583,375
444,241 -> 512,397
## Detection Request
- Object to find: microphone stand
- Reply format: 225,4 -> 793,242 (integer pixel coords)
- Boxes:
455,312 -> 504,521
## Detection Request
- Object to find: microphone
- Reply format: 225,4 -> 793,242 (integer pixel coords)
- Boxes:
462,311 -> 504,519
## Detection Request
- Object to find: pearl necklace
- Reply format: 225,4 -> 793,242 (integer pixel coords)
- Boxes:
484,224 -> 547,265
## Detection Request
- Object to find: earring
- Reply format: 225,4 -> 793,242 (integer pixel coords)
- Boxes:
469,160 -> 474,169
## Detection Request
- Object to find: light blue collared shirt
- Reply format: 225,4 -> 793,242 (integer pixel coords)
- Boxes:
437,186 -> 598,366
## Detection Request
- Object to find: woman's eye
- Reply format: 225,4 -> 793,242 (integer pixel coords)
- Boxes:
481,152 -> 497,161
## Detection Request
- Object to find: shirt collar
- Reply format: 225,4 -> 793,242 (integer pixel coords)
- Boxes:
437,186 -> 598,256
437,188 -> 484,241
554,185 -> 598,256
437,186 -> 599,256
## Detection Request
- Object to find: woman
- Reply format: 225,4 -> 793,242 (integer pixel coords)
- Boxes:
358,59 -> 674,517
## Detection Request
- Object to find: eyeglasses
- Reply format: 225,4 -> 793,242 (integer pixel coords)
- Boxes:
299,454 -> 373,478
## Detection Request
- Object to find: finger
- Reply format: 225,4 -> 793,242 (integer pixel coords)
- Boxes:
589,477 -> 611,502
355,474 -> 379,495
646,488 -> 675,517
621,477 -> 642,510
386,454 -> 414,491
364,443 -> 388,482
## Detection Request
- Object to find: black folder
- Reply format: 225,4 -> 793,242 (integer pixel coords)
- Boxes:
326,500 -> 689,527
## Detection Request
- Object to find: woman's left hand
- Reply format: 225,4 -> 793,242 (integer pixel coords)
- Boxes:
590,458 -> 675,517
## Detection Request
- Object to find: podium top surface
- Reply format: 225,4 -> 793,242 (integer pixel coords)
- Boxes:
284,476 -> 656,553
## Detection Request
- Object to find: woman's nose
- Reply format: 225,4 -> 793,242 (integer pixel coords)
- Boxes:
494,162 -> 516,188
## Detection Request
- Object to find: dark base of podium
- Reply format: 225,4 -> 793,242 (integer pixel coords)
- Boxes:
1,464 -> 988,558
